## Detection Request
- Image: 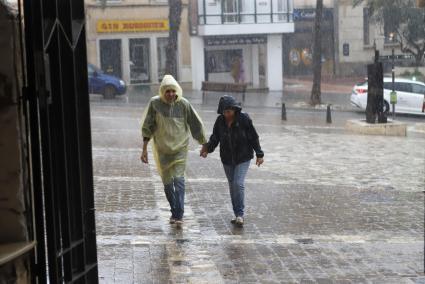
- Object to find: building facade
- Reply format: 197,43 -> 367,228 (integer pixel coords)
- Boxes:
335,0 -> 413,76
189,0 -> 295,91
283,0 -> 336,77
85,0 -> 193,86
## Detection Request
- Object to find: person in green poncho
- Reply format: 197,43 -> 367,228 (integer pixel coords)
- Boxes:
141,75 -> 206,226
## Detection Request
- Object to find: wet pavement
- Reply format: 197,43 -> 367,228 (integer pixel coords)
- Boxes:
91,92 -> 425,283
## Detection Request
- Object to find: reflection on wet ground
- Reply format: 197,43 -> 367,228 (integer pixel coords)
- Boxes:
92,92 -> 425,283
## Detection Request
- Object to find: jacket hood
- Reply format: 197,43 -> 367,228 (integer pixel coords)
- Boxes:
159,75 -> 183,103
217,95 -> 242,114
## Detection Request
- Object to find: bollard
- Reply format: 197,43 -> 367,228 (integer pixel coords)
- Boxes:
281,103 -> 287,121
326,104 -> 332,124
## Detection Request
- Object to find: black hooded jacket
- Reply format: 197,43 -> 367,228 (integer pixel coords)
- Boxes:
207,96 -> 264,166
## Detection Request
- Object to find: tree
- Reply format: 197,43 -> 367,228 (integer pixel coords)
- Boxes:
310,0 -> 324,106
354,0 -> 425,66
165,0 -> 182,78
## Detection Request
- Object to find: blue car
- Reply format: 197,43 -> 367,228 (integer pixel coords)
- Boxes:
88,64 -> 126,98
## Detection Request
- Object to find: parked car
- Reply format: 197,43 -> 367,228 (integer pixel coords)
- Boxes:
350,78 -> 425,115
88,64 -> 126,98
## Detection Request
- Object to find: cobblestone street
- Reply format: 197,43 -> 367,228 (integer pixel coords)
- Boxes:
91,98 -> 425,283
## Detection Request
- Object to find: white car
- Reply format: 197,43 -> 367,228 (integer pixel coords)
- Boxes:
350,78 -> 425,115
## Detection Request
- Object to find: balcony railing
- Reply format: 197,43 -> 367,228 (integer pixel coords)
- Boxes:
198,0 -> 294,25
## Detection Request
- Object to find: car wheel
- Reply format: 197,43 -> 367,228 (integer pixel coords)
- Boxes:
383,100 -> 390,113
103,85 -> 116,99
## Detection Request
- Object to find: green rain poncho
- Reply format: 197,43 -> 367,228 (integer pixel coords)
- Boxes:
141,75 -> 207,185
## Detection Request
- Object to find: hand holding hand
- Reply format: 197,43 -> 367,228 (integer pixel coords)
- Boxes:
256,157 -> 264,167
141,149 -> 149,164
200,145 -> 208,158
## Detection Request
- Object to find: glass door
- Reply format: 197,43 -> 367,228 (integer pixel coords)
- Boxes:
100,39 -> 122,78
129,38 -> 150,84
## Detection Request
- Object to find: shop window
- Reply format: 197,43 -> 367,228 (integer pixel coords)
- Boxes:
206,49 -> 242,73
129,38 -> 150,84
99,39 -> 122,78
157,37 -> 168,82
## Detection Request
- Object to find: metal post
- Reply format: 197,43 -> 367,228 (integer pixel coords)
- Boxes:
237,0 -> 241,23
254,0 -> 257,23
281,103 -> 287,120
391,48 -> 396,120
270,0 -> 273,22
221,0 -> 224,24
287,0 -> 290,21
326,104 -> 332,123
203,0 -> 207,24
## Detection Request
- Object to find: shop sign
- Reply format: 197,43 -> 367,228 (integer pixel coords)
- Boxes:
293,8 -> 333,21
205,35 -> 267,46
97,19 -> 169,33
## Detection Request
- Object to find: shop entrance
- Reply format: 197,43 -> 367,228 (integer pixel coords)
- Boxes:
100,39 -> 122,78
129,38 -> 150,84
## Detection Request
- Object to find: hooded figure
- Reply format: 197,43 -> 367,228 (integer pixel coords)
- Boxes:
141,75 -> 206,225
201,95 -> 264,226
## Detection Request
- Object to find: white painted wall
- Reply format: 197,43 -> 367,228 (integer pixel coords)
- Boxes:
198,22 -> 294,36
266,34 -> 283,90
190,36 -> 205,90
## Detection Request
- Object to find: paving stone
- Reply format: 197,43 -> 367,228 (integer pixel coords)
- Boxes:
91,101 -> 425,283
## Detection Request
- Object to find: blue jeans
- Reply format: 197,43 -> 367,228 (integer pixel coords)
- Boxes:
164,177 -> 185,220
223,160 -> 251,217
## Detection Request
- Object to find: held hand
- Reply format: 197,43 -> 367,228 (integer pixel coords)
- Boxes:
141,150 -> 149,164
200,151 -> 208,158
200,145 -> 208,158
256,157 -> 264,167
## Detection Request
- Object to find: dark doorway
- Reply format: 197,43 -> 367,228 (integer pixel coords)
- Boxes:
100,39 -> 122,78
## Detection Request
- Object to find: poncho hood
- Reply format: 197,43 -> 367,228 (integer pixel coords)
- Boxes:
159,74 -> 183,104
217,95 -> 242,114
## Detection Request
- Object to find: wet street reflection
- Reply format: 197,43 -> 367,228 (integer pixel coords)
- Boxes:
93,91 -> 424,283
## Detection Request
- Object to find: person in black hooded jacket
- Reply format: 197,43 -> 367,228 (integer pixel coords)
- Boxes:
200,95 -> 264,226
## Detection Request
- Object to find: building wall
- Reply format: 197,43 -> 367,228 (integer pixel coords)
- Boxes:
336,0 -> 403,76
85,1 -> 192,84
0,2 -> 30,283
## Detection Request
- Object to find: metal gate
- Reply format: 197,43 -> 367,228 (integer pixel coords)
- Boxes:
22,0 -> 98,282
